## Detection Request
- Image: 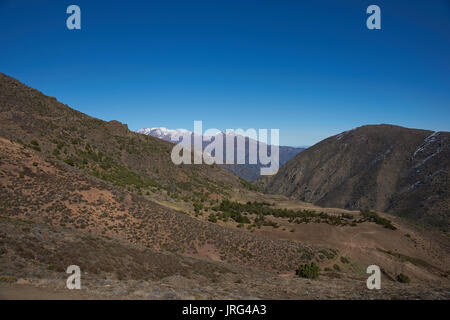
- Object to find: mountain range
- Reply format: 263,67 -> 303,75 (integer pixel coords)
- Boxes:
137,127 -> 304,181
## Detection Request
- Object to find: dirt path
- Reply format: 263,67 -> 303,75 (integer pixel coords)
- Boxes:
0,285 -> 116,300
341,231 -> 378,256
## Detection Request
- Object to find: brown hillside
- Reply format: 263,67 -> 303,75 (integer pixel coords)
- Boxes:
0,73 -> 326,271
0,73 -> 244,200
259,125 -> 450,231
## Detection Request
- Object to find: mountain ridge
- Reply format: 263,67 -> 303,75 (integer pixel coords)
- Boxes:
258,124 -> 450,231
137,126 -> 304,181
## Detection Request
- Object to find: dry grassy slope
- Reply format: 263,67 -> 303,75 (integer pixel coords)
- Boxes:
0,128 -> 325,272
0,73 -> 246,200
0,72 -> 339,271
259,125 -> 450,231
3,214 -> 448,299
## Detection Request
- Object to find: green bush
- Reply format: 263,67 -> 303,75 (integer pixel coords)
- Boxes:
296,262 -> 320,279
333,264 -> 341,271
360,209 -> 397,230
210,200 -> 357,227
396,273 -> 410,283
208,213 -> 217,223
340,256 -> 350,264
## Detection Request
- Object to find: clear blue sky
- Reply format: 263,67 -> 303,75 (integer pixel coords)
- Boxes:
1,0 -> 449,146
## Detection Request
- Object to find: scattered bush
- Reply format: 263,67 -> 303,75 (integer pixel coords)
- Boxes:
296,262 -> 320,279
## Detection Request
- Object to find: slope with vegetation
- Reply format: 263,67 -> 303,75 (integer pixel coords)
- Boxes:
0,73 -> 328,272
259,125 -> 450,231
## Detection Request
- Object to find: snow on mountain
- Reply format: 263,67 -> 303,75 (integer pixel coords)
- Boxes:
136,127 -> 263,147
136,127 -> 305,181
136,127 -> 191,142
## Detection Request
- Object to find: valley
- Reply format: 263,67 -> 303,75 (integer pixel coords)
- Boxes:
0,73 -> 449,300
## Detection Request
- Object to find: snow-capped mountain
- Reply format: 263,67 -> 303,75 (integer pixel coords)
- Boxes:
137,127 -> 304,181
136,127 -> 191,143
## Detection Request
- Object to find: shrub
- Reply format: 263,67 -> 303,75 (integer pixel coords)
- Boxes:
396,273 -> 410,283
333,264 -> 341,271
340,256 -> 350,264
208,213 -> 217,223
296,262 -> 320,279
360,209 -> 397,230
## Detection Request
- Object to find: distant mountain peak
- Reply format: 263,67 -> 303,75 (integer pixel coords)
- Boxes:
136,126 -> 305,181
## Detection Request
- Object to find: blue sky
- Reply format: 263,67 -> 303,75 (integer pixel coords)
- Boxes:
0,0 -> 449,146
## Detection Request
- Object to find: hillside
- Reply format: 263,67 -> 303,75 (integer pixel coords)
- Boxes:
259,125 -> 450,231
0,73 -> 264,202
0,73 -> 332,269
